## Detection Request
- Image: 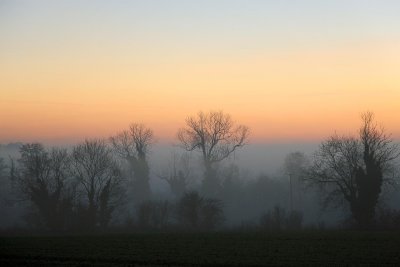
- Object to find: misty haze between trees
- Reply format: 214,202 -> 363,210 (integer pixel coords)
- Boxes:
0,111 -> 399,233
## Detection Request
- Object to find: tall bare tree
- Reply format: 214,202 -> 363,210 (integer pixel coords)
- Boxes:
11,143 -> 73,230
71,139 -> 123,228
307,112 -> 399,228
177,111 -> 249,195
110,123 -> 153,203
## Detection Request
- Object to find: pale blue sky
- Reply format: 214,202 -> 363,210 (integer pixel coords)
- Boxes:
2,0 -> 400,54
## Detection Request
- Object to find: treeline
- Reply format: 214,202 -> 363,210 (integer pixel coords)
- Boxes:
0,140 -> 228,232
0,111 -> 399,233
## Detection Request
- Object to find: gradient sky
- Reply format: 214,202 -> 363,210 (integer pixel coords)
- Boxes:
1,0 -> 400,144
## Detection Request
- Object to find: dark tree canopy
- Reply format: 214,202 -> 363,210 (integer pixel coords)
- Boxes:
71,139 -> 123,228
110,123 -> 153,203
110,123 -> 153,160
0,157 -> 8,204
307,112 -> 399,228
176,191 -> 224,230
177,111 -> 249,195
159,152 -> 191,198
11,143 -> 73,230
0,157 -> 7,181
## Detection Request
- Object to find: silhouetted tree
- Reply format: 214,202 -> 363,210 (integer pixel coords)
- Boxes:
260,205 -> 286,231
110,123 -> 153,203
220,163 -> 242,198
159,152 -> 191,198
0,158 -> 10,210
201,198 -> 224,230
136,200 -> 170,229
286,210 -> 303,230
11,143 -> 73,231
0,158 -> 6,187
283,152 -> 309,212
284,152 -> 309,179
0,158 -> 6,176
177,111 -> 249,195
376,207 -> 400,230
176,191 -> 224,230
307,112 -> 399,228
260,206 -> 303,230
71,140 -> 123,229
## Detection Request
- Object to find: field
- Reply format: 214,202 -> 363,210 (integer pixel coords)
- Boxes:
1,231 -> 400,266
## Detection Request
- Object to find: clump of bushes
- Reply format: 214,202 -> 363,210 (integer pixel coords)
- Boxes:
176,191 -> 224,231
136,200 -> 171,230
133,191 -> 224,231
260,205 -> 303,231
375,208 -> 400,230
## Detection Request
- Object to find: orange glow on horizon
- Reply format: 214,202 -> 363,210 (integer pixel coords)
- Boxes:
1,42 -> 400,144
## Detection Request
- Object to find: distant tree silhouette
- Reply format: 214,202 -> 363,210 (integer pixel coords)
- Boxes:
110,123 -> 153,203
283,152 -> 309,212
260,206 -> 303,230
159,152 -> 191,198
11,143 -> 73,231
307,112 -> 399,228
177,111 -> 249,196
136,200 -> 170,229
376,207 -> 400,230
0,158 -> 6,180
284,152 -> 309,179
260,205 -> 286,231
0,157 -> 11,214
71,139 -> 123,229
176,191 -> 224,230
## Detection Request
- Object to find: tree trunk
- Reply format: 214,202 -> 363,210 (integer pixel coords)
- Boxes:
202,161 -> 220,197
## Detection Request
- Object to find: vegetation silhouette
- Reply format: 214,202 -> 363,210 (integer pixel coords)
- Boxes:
110,123 -> 153,204
176,191 -> 224,231
10,143 -> 74,231
177,111 -> 249,196
71,139 -> 124,229
307,112 -> 399,229
158,152 -> 191,198
0,110 -> 399,233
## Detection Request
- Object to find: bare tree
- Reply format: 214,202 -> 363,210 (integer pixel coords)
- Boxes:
177,111 -> 249,195
71,139 -> 123,228
11,143 -> 73,230
307,112 -> 399,228
110,123 -> 153,203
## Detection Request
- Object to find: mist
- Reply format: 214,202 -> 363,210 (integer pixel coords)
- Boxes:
1,134 -> 398,232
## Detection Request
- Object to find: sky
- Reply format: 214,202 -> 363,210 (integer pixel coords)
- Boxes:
1,0 -> 400,144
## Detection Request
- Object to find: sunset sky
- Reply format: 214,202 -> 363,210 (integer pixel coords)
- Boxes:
1,1 -> 400,144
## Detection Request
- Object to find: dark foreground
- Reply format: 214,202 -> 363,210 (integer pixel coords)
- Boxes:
1,231 -> 400,266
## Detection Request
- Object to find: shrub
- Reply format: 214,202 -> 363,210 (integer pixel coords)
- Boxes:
176,191 -> 224,230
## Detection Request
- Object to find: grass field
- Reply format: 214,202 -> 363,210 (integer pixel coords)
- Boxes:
1,231 -> 400,266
